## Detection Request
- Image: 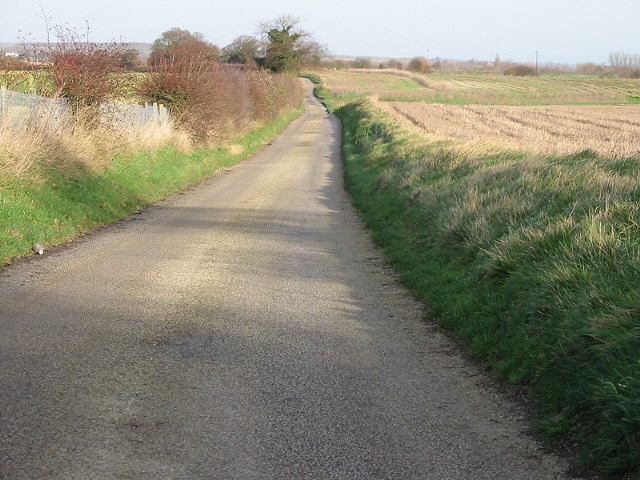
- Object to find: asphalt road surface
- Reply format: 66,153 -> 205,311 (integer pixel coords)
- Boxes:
0,81 -> 577,479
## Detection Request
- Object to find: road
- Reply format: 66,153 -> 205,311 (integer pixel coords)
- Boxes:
0,81 -> 575,479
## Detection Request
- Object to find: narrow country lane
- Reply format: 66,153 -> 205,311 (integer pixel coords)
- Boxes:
0,81 -> 576,479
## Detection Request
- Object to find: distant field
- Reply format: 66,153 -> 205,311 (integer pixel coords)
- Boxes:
318,69 -> 640,105
317,69 -> 640,158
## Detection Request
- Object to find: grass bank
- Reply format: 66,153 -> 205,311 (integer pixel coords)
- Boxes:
332,98 -> 640,478
0,107 -> 301,265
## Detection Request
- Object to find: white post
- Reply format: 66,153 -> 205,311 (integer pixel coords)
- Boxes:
0,85 -> 6,121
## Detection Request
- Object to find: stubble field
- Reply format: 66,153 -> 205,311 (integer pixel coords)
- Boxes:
379,102 -> 640,158
318,69 -> 640,157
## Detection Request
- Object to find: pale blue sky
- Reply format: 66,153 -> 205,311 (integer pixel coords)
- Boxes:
2,0 -> 638,65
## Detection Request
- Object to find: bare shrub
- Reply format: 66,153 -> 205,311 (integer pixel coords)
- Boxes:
385,59 -> 404,70
350,58 -> 373,69
139,28 -> 278,143
407,56 -> 432,74
504,64 -> 537,76
222,35 -> 260,68
49,48 -> 122,114
140,37 -> 303,145
205,66 -> 253,140
246,70 -> 301,123
25,25 -> 127,118
0,95 -> 190,180
149,28 -> 220,69
576,62 -> 604,76
271,73 -> 303,113
139,60 -> 252,143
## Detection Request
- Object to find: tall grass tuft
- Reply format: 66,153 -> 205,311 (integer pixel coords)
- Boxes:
334,98 -> 640,477
0,101 -> 189,181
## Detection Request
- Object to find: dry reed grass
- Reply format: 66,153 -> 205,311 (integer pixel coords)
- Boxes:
377,100 -> 640,158
0,104 -> 190,181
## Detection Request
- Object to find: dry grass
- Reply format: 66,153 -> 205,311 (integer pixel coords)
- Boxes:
376,101 -> 640,158
0,105 -> 190,181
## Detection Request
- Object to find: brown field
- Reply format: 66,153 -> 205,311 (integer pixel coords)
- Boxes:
377,101 -> 640,158
316,69 -> 640,158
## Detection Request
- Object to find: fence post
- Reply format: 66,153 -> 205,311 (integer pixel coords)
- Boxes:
0,85 -> 6,122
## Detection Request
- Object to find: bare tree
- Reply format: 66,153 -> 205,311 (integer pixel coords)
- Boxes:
222,35 -> 260,68
609,51 -> 640,77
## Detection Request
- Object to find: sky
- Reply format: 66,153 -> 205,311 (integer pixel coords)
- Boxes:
2,0 -> 639,65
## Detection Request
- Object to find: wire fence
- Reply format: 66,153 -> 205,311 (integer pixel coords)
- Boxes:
0,87 -> 169,131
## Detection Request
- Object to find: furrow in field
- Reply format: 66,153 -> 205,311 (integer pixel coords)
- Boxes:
382,102 -> 640,158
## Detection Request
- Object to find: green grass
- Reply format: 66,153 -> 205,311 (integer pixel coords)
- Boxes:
0,107 -> 302,265
0,71 -> 37,93
329,96 -> 640,478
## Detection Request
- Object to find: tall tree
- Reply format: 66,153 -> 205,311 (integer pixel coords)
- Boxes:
258,15 -> 325,73
149,28 -> 219,70
119,48 -> 142,71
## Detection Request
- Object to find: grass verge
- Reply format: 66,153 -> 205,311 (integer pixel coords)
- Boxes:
332,98 -> 640,478
0,107 -> 302,265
